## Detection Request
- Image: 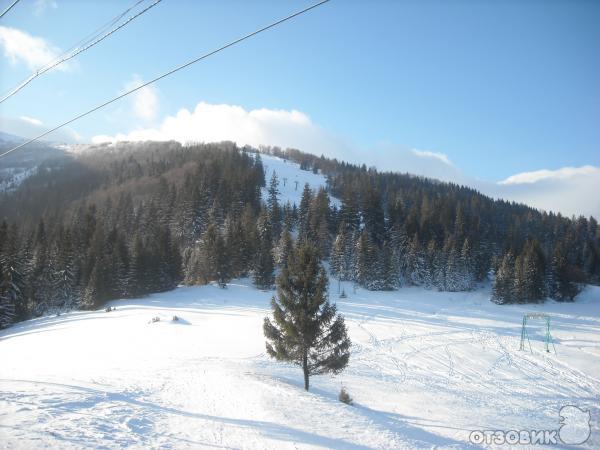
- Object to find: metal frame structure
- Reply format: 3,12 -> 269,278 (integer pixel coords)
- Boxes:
519,313 -> 556,354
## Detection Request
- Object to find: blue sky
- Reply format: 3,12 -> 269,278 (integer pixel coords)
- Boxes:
0,0 -> 599,215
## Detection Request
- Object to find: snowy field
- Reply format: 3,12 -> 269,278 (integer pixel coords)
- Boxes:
260,154 -> 340,207
1,280 -> 599,449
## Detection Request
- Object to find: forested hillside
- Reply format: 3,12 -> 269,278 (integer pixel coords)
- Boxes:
0,141 -> 598,327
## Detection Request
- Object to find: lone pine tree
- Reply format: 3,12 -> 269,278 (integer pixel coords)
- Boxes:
263,242 -> 351,391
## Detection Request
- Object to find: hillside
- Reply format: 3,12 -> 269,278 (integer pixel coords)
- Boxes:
0,134 -> 70,193
0,141 -> 598,329
1,280 -> 598,448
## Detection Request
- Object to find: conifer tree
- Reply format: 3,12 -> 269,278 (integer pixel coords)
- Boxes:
381,241 -> 398,290
460,238 -> 476,291
389,223 -> 408,286
298,184 -> 313,242
330,228 -> 347,280
267,172 -> 282,240
253,210 -> 275,289
406,235 -> 426,286
310,188 -> 332,258
274,224 -> 294,269
445,244 -> 462,292
523,239 -> 546,302
339,188 -> 360,232
0,261 -> 16,328
214,232 -> 230,288
492,252 -> 515,304
355,230 -> 383,290
512,253 -> 526,303
549,243 -> 581,301
263,243 -> 351,391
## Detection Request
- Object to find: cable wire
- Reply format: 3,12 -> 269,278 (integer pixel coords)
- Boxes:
0,0 -> 21,19
0,0 -> 330,159
0,0 -> 161,105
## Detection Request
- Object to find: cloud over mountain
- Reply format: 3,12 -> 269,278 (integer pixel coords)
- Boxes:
92,101 -> 599,218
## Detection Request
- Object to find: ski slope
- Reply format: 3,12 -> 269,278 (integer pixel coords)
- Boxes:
1,281 -> 598,449
260,154 -> 340,207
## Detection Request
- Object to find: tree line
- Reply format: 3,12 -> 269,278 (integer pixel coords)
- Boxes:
1,141 -> 598,327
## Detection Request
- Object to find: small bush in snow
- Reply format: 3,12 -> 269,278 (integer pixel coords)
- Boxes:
338,387 -> 353,405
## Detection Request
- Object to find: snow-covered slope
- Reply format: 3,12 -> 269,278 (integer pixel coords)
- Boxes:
1,281 -> 599,449
0,133 -> 70,192
261,154 -> 340,207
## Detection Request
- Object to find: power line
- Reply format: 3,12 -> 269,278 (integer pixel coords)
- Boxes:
0,0 -> 331,159
0,0 -> 21,19
0,0 -> 150,103
39,0 -> 148,69
0,0 -> 162,105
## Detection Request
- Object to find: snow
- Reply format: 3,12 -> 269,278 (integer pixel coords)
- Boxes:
1,280 -> 599,449
0,166 -> 37,192
260,154 -> 340,207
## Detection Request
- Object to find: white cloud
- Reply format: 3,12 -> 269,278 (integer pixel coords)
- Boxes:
487,166 -> 600,218
124,75 -> 158,121
91,101 -> 599,218
498,166 -> 598,185
33,0 -> 58,16
19,115 -> 43,126
93,102 -> 340,152
92,101 -> 455,182
0,26 -> 63,71
411,148 -> 453,166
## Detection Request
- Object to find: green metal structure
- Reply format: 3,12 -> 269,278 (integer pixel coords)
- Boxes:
519,313 -> 556,354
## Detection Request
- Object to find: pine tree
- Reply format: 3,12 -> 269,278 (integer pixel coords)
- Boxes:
512,253 -> 526,303
194,222 -> 229,286
523,239 -> 546,302
445,243 -> 462,292
1,225 -> 26,321
83,256 -> 109,309
389,223 -> 408,286
267,172 -> 282,240
128,234 -> 146,296
253,210 -> 275,289
31,219 -> 53,315
361,185 -> 385,245
214,232 -> 230,288
330,228 -> 347,280
381,241 -> 398,290
310,188 -> 332,258
355,230 -> 372,288
274,224 -> 294,269
549,243 -> 581,301
331,224 -> 355,281
459,238 -> 476,290
263,243 -> 351,391
0,261 -> 15,328
432,250 -> 447,291
492,252 -> 515,304
298,184 -> 313,242
339,188 -> 360,232
52,228 -> 79,311
406,235 -> 426,286
354,230 -> 383,290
